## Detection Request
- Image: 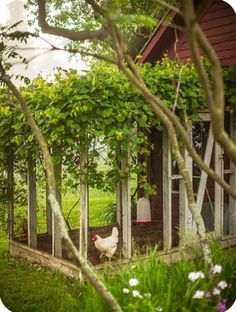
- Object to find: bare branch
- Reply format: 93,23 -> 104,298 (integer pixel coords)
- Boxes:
182,0 -> 236,166
152,0 -> 183,16
12,50 -> 51,66
173,65 -> 185,112
38,0 -> 108,41
13,33 -> 118,66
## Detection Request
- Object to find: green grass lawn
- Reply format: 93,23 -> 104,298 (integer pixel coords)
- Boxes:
14,188 -> 115,235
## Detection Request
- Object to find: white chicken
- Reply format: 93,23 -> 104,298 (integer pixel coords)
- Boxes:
92,227 -> 119,260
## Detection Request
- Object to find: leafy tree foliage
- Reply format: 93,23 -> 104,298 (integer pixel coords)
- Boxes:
25,0 -> 179,57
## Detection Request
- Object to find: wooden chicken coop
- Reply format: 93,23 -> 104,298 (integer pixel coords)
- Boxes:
139,0 -> 236,249
7,0 -> 236,278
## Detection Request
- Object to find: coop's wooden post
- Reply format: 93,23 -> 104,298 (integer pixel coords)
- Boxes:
214,142 -> 224,237
179,130 -> 193,244
116,144 -> 122,225
46,180 -> 52,235
27,153 -> 37,248
6,145 -> 14,240
116,181 -> 122,225
162,130 -> 172,250
121,144 -> 132,259
193,126 -> 214,234
80,146 -> 89,260
52,146 -> 62,257
229,112 -> 236,234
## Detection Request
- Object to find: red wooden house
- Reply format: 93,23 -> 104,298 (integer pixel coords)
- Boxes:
139,0 -> 236,249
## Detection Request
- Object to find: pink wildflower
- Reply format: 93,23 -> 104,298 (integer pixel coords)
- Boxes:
216,302 -> 227,312
205,291 -> 212,298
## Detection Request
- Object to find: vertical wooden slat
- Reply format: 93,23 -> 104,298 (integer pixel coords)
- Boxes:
229,112 -> 236,234
179,131 -> 193,244
52,147 -> 62,257
6,145 -> 14,240
193,126 -> 214,234
121,145 -> 132,259
80,147 -> 89,260
116,145 -> 121,225
46,179 -> 52,235
162,130 -> 172,250
214,142 -> 224,237
27,153 -> 37,248
196,127 -> 214,212
116,181 -> 122,225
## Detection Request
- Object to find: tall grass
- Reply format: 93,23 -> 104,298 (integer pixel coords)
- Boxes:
80,244 -> 236,312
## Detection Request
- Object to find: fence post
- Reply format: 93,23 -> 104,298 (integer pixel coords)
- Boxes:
179,129 -> 193,244
52,146 -> 62,257
6,145 -> 14,240
46,179 -> 52,235
116,144 -> 122,225
162,130 -> 172,250
193,126 -> 214,234
229,112 -> 236,234
80,146 -> 89,261
121,144 -> 132,259
27,152 -> 37,248
214,142 -> 224,237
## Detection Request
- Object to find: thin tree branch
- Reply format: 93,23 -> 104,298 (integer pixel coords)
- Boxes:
173,65 -> 185,112
38,0 -> 108,41
182,0 -> 236,167
152,0 -> 183,16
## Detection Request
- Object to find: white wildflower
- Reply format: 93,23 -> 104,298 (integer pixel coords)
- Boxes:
156,306 -> 163,312
129,278 -> 139,287
131,265 -> 136,269
213,288 -> 221,295
123,288 -> 129,294
144,292 -> 152,298
217,281 -> 228,290
212,264 -> 222,274
132,290 -> 143,299
188,271 -> 205,282
193,290 -> 205,299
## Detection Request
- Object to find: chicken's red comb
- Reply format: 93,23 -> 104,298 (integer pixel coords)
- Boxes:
92,232 -> 97,241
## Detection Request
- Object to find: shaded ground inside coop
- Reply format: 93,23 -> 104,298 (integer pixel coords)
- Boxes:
17,223 -> 179,266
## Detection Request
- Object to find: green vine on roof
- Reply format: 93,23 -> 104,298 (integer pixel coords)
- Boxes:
0,57 -> 236,196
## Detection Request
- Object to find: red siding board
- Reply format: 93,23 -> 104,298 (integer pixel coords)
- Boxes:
180,36 -> 236,51
206,0 -> 233,13
222,57 -> 236,66
200,24 -> 236,37
201,9 -> 235,21
178,45 -> 236,60
200,15 -> 236,30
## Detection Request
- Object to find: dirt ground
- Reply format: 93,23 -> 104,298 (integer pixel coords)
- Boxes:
18,222 -> 179,266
